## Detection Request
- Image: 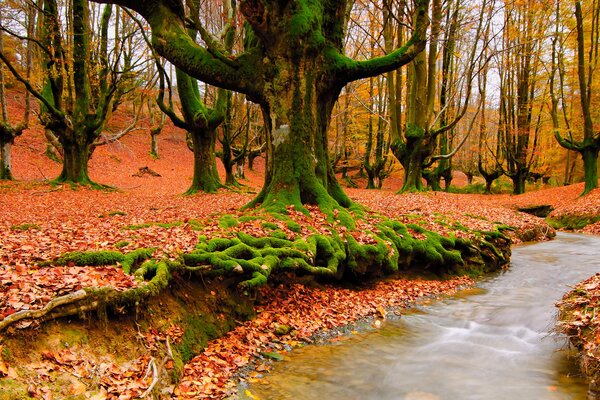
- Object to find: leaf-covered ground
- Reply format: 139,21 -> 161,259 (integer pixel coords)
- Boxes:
1,93 -> 600,398
556,273 -> 600,394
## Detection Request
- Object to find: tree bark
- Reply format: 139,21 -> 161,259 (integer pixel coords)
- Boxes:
0,140 -> 12,180
187,127 -> 221,194
56,130 -> 94,184
582,147 -> 600,195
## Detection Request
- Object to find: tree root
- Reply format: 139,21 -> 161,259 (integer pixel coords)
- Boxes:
0,290 -> 89,331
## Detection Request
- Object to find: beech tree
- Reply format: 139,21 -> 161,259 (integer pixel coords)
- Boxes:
0,1 -> 140,186
91,0 -> 429,215
390,0 -> 491,192
551,0 -> 600,195
0,21 -> 28,180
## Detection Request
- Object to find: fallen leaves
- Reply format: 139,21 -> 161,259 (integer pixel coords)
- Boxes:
557,273 -> 600,360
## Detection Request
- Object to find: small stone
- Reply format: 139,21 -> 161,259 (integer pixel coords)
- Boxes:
274,324 -> 291,336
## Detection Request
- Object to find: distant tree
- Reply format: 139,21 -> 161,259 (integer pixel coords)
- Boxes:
0,1 -> 140,186
498,0 -> 552,194
551,0 -> 600,195
0,11 -> 31,180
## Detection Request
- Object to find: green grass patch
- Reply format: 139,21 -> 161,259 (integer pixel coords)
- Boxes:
10,223 -> 40,231
547,214 -> 600,230
114,241 -> 130,249
218,214 -> 239,229
108,210 -> 127,217
123,221 -> 183,230
55,250 -> 125,266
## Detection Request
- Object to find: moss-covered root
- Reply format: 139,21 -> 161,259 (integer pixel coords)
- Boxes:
182,232 -> 346,289
52,248 -> 155,274
180,221 -> 512,288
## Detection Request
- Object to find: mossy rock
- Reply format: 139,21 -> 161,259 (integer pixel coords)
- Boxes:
517,204 -> 554,218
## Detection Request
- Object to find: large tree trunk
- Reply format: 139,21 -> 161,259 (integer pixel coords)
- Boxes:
399,136 -> 427,192
511,170 -> 527,195
249,58 -> 350,213
56,130 -> 93,184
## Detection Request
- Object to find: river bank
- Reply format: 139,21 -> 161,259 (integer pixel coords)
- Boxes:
558,272 -> 600,399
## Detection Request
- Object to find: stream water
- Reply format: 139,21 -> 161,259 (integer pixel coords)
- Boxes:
244,233 -> 600,400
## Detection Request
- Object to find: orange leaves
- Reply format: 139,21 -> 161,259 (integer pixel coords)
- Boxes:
556,273 -> 600,386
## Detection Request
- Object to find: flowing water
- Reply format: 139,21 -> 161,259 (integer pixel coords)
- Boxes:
244,233 -> 600,400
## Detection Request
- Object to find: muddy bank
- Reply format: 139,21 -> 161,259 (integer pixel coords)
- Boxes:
0,278 -> 255,399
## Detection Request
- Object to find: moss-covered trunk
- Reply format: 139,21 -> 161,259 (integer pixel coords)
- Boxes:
0,139 -> 12,180
400,144 -> 427,192
582,146 -> 599,195
187,127 -> 221,194
221,138 -> 237,187
250,56 -> 350,214
56,129 -> 94,184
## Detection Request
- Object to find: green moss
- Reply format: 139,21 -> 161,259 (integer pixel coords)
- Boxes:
261,222 -> 279,230
239,216 -> 260,223
219,214 -> 239,229
270,230 -> 289,240
0,379 -> 31,400
286,220 -> 302,233
55,250 -> 125,266
121,248 -> 155,274
10,223 -> 40,231
114,241 -> 130,249
108,210 -> 127,217
123,223 -> 152,230
1,346 -> 12,362
122,221 -> 183,230
175,315 -> 220,363
61,328 -> 89,348
547,214 -> 600,230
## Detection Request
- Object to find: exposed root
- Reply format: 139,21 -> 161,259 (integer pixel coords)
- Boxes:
0,290 -> 88,331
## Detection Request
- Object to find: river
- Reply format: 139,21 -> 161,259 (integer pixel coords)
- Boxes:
244,233 -> 600,399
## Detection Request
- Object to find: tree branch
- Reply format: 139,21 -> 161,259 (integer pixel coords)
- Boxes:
0,50 -> 64,119
334,0 -> 429,83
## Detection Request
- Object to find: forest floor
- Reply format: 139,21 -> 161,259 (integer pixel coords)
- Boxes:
1,93 -> 600,399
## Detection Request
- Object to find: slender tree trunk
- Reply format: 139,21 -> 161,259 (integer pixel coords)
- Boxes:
222,138 -> 237,186
582,147 -> 599,194
149,125 -> 162,158
0,140 -> 12,180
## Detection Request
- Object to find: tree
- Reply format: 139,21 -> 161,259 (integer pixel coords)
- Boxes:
551,0 -> 600,195
0,13 -> 30,180
91,0 -> 429,217
0,1 -> 139,186
390,0 -> 491,192
498,0 -> 552,195
477,55 -> 503,194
